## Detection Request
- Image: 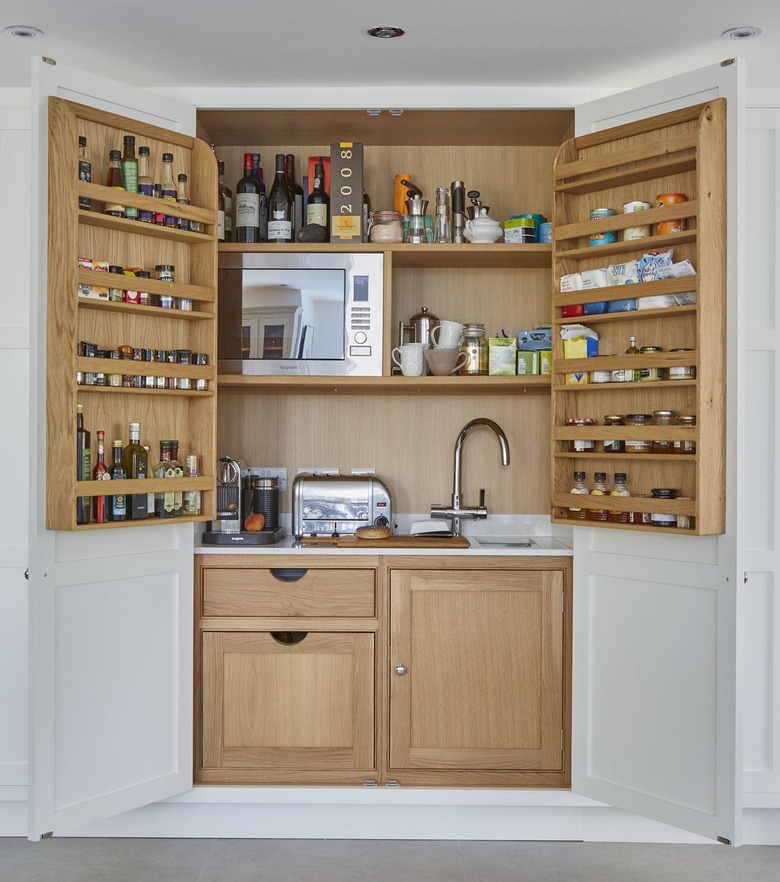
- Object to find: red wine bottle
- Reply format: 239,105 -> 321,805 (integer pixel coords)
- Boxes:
285,153 -> 304,237
234,152 -> 261,243
267,153 -> 293,243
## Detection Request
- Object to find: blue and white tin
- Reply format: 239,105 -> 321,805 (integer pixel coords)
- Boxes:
589,208 -> 616,246
539,221 -> 553,243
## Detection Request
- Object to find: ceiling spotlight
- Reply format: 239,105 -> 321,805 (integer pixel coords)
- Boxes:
722,26 -> 763,40
4,25 -> 44,39
367,26 -> 405,39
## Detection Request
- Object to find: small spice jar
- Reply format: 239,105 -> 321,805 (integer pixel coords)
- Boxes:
108,265 -> 125,302
668,349 -> 696,380
368,210 -> 404,243
674,415 -> 697,454
155,264 -> 175,283
639,345 -> 664,381
566,418 -> 596,452
652,410 -> 676,453
624,413 -> 653,453
135,270 -> 152,306
650,488 -> 678,528
603,415 -> 625,453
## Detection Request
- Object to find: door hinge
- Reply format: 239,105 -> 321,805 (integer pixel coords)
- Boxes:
716,836 -> 732,846
40,830 -> 54,840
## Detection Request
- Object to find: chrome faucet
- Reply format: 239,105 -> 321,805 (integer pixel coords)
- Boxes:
430,418 -> 511,536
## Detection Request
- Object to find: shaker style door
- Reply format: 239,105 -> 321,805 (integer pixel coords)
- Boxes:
28,58 -> 198,840
569,60 -> 744,845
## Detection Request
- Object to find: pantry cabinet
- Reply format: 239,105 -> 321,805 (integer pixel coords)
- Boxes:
46,97 -> 218,530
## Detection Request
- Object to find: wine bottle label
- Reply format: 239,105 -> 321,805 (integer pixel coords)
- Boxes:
122,164 -> 139,219
225,195 -> 233,235
78,160 -> 92,209
138,182 -> 153,221
218,210 -> 226,240
235,192 -> 260,227
268,220 -> 292,239
307,203 -> 328,227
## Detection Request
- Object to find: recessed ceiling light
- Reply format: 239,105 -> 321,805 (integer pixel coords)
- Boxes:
722,26 -> 763,40
367,26 -> 405,39
4,25 -> 44,39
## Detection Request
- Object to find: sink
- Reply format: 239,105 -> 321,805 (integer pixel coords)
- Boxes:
472,536 -> 537,549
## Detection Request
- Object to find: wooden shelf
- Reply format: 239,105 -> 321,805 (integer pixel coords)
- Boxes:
78,268 -> 215,304
552,379 -> 697,392
553,231 -> 697,262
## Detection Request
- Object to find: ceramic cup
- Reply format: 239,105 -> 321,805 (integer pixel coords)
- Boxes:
430,320 -> 464,348
392,342 -> 427,377
424,346 -> 469,376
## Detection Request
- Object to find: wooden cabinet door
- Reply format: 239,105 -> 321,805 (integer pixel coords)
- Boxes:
201,631 -> 375,779
389,568 -> 564,775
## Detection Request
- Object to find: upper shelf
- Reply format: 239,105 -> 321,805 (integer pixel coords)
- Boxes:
218,242 -> 552,270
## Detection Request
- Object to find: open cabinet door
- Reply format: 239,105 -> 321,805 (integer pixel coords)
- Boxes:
28,59 -> 198,840
570,61 -> 745,844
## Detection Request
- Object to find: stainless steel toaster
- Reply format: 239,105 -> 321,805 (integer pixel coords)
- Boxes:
291,474 -> 393,538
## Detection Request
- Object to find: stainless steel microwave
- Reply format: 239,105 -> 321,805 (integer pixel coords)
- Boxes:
218,251 -> 384,376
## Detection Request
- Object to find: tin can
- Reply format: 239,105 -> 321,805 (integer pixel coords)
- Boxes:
589,208 -> 616,246
622,201 -> 651,240
176,298 -> 193,311
655,192 -> 687,235
155,264 -> 175,283
539,221 -> 553,243
159,294 -> 175,309
196,378 -> 208,391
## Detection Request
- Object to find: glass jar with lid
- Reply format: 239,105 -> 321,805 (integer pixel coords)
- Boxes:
652,410 -> 676,453
459,323 -> 487,375
650,488 -> 678,528
674,415 -> 697,454
603,415 -> 625,453
368,210 -> 404,243
624,413 -> 653,453
565,418 -> 596,452
639,345 -> 665,382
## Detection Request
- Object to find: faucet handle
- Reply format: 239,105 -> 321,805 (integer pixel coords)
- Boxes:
479,488 -> 485,507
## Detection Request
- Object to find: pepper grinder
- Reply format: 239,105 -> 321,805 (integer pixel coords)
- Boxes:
434,187 -> 452,243
451,180 -> 465,243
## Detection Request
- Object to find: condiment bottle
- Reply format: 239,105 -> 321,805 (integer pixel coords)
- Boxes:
160,152 -> 177,227
104,149 -> 126,217
568,471 -> 588,520
78,135 -> 92,211
607,472 -> 630,524
588,472 -> 609,521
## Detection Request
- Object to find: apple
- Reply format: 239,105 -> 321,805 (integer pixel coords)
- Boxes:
244,512 -> 266,533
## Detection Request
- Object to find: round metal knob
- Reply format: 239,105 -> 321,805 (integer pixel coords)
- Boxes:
395,663 -> 407,676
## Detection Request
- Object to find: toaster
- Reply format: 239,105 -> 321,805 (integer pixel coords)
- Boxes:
291,474 -> 393,538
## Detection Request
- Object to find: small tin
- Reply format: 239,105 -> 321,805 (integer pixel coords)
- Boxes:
178,377 -> 192,390
144,375 -> 156,389
108,265 -> 125,302
131,375 -> 142,388
589,208 -> 616,246
159,294 -> 175,309
193,352 -> 208,365
156,376 -> 166,389
155,264 -> 175,282
622,201 -> 651,240
176,298 -> 193,311
177,349 -> 192,364
167,377 -> 178,390
668,349 -> 696,380
650,488 -> 678,528
94,373 -> 106,386
196,378 -> 208,391
108,373 -> 122,387
539,221 -> 553,243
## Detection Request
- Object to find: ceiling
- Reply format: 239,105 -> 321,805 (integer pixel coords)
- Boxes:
1,1 -> 779,93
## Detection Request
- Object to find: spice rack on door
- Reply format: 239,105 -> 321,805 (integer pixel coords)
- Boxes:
549,100 -> 727,535
46,97 -> 218,530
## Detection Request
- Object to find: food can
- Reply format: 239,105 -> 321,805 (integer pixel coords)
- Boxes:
539,221 -> 553,243
655,192 -> 687,235
589,208 -> 616,246
155,264 -> 175,282
622,201 -> 651,240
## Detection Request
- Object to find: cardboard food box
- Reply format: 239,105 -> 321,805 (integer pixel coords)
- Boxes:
489,337 -> 517,375
561,324 -> 598,384
329,142 -> 363,242
516,350 -> 540,376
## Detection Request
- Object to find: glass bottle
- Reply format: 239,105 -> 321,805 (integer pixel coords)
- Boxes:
652,410 -> 676,453
152,182 -> 165,225
153,441 -> 176,518
607,472 -> 631,524
268,153 -> 293,243
459,323 -> 488,375
285,153 -> 304,238
234,152 -> 261,243
160,152 -> 178,227
122,422 -> 148,519
104,149 -> 126,217
362,189 -> 372,242
183,454 -> 202,516
603,415 -> 625,454
110,439 -> 127,522
588,471 -> 609,521
674,415 -> 697,454
568,470 -> 588,520
624,413 -> 653,454
137,145 -> 154,222
78,135 -> 92,211
306,159 -> 330,229
143,445 -> 155,517
217,162 -> 226,242
92,429 -> 109,524
434,187 -> 452,243
177,172 -> 198,232
76,404 -> 92,525
121,135 -> 138,221
218,160 -> 233,241
251,153 -> 269,240
169,440 -> 184,517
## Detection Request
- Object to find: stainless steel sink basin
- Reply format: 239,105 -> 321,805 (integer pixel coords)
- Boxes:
472,536 -> 536,549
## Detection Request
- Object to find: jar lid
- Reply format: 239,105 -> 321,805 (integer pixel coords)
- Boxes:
669,348 -> 693,353
594,472 -> 606,481
676,415 -> 696,424
640,346 -> 662,352
573,471 -> 585,480
108,265 -> 124,274
155,264 -> 175,271
603,414 -> 624,421
136,270 -> 151,278
566,418 -> 595,426
651,488 -> 679,498
614,473 -> 627,481
370,210 -> 402,219
653,410 -> 675,417
625,413 -> 651,421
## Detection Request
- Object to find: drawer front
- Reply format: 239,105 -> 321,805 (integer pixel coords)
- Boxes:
202,567 -> 376,617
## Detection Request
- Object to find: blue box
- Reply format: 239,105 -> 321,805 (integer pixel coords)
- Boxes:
607,298 -> 637,312
583,301 -> 607,315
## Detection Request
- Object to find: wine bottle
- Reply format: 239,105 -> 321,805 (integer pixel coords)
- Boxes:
362,189 -> 372,242
92,429 -> 110,524
75,404 -> 91,525
121,135 -> 138,221
218,160 -> 233,242
285,153 -> 304,237
122,422 -> 148,519
137,145 -> 154,222
268,154 -> 293,243
104,149 -> 126,217
251,153 -> 268,241
234,152 -> 261,243
153,441 -> 176,519
306,159 -> 330,229
217,161 -> 226,242
110,440 -> 127,522
160,152 -> 177,227
169,440 -> 184,517
78,136 -> 92,211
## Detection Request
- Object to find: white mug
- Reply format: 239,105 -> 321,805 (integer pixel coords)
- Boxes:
430,320 -> 464,348
392,343 -> 426,377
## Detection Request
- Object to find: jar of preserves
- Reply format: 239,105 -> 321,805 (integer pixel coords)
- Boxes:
603,415 -> 625,453
674,415 -> 697,454
650,488 -> 678,528
638,345 -> 664,381
566,418 -> 596,452
652,410 -> 676,453
624,413 -> 653,453
368,210 -> 404,243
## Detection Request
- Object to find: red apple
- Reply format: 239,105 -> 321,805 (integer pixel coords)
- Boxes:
244,512 -> 266,532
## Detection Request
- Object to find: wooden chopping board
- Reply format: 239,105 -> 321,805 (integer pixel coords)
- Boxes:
299,535 -> 470,548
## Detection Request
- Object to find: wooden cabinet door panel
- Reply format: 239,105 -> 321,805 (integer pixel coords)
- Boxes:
389,568 -> 564,771
202,631 -> 374,771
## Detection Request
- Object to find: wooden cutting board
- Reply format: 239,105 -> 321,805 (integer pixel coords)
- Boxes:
299,535 -> 470,548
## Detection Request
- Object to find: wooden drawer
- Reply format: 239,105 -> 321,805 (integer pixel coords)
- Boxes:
201,566 -> 376,617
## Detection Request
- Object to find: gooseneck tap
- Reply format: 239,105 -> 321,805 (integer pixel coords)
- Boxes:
430,418 -> 511,536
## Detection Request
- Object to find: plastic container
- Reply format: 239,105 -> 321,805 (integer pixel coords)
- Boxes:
589,208 -> 616,246
655,193 -> 687,235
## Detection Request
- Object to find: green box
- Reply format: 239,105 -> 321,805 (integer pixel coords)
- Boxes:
489,338 -> 517,376
516,350 -> 540,376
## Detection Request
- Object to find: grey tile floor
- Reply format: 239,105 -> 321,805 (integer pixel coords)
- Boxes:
0,838 -> 779,882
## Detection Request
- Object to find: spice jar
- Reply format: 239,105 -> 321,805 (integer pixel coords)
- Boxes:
368,210 -> 404,243
650,488 -> 678,528
603,415 -> 625,453
155,264 -> 175,283
674,415 -> 697,454
638,345 -> 664,381
652,410 -> 676,453
668,349 -> 696,380
622,201 -> 651,240
624,413 -> 653,453
566,418 -> 596,452
459,323 -> 488,375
